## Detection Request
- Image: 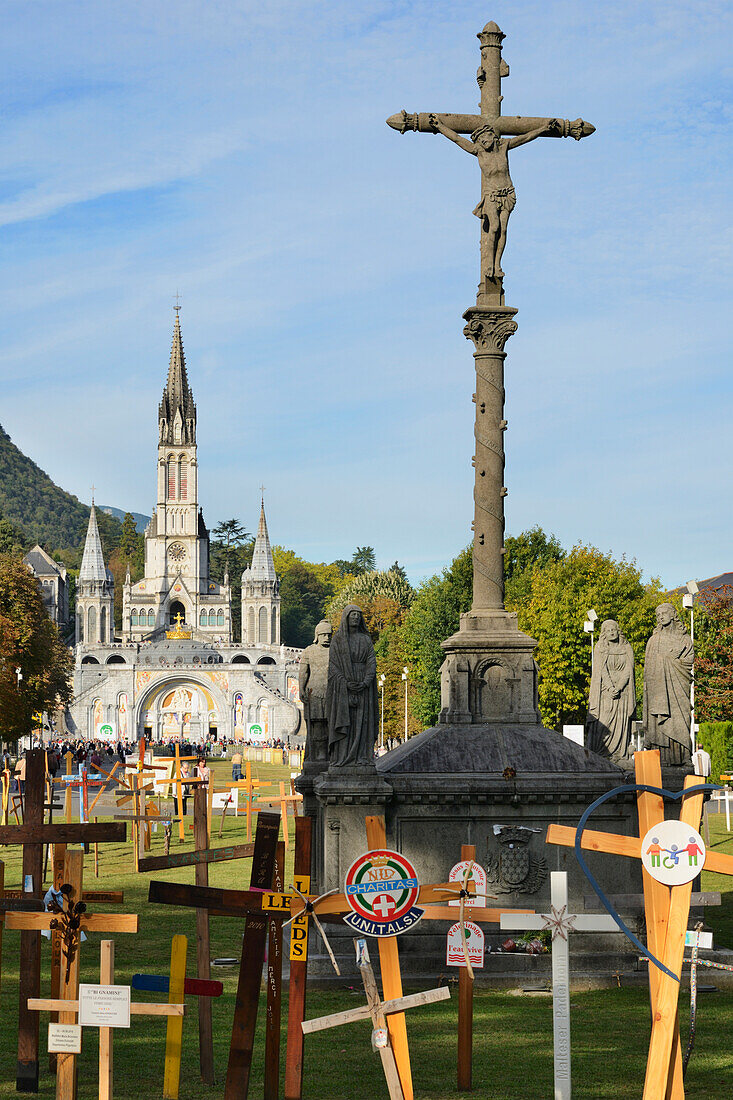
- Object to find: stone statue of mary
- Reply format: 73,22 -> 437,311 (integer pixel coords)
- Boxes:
326,604 -> 379,767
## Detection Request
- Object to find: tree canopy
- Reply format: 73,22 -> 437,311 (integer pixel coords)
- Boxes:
0,554 -> 73,743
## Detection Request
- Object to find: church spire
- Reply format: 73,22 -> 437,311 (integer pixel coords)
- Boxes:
249,498 -> 277,582
159,309 -> 196,444
79,503 -> 108,583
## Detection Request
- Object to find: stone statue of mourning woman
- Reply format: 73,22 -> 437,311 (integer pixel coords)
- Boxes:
326,604 -> 379,769
585,619 -> 636,761
643,603 -> 694,766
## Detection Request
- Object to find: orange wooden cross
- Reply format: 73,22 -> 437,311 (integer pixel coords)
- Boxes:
256,782 -> 303,850
224,762 -> 267,842
546,749 -> 733,1100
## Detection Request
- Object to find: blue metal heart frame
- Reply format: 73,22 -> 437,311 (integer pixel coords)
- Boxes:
573,782 -> 720,981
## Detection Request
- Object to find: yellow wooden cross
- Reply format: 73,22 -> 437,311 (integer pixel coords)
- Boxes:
256,781 -> 302,850
546,749 -> 733,1100
224,762 -> 267,842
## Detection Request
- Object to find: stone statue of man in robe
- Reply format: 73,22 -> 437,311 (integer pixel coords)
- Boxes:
585,619 -> 636,761
299,619 -> 333,768
643,603 -> 694,766
326,605 -> 379,768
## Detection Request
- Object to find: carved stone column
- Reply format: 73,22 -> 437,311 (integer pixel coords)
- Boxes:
463,305 -> 517,609
438,298 -> 541,727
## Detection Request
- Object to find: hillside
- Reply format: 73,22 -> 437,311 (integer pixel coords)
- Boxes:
99,505 -> 150,533
0,423 -> 122,564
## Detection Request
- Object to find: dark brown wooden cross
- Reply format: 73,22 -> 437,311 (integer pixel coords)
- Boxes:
148,811 -> 281,1099
0,750 -> 126,1091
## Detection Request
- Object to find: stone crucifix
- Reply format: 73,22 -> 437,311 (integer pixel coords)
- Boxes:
388,23 -> 594,719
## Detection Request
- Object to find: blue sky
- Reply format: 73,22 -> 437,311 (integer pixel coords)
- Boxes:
0,0 -> 730,588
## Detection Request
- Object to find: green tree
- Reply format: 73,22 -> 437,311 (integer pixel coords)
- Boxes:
0,554 -> 73,743
351,546 -> 377,575
400,546 -> 473,727
0,516 -> 27,555
504,526 -> 564,606
512,545 -> 663,730
212,519 -> 250,577
327,568 -> 414,618
279,562 -> 332,648
695,585 -> 733,722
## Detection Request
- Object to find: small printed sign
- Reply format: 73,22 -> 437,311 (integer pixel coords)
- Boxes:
448,860 -> 487,908
48,1023 -> 82,1054
685,930 -> 713,950
289,874 -> 311,962
249,724 -> 263,737
343,850 -> 423,937
100,724 -> 114,736
640,821 -> 706,887
79,984 -> 131,1029
446,921 -> 485,968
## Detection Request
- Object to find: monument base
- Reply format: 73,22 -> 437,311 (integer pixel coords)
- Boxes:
439,608 -> 541,725
306,723 -> 643,979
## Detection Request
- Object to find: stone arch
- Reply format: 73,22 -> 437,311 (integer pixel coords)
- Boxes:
231,654 -> 250,664
257,656 -> 276,666
100,606 -> 107,642
169,600 -> 186,626
81,655 -> 100,665
106,654 -> 126,665
133,673 -> 230,742
474,658 -> 512,721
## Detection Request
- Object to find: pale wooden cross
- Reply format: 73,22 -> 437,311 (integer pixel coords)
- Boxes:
7,848 -> 138,1100
546,749 -> 733,1100
224,762 -> 268,842
256,780 -> 302,850
499,871 -> 618,1100
28,937 -> 184,1100
302,938 -> 450,1100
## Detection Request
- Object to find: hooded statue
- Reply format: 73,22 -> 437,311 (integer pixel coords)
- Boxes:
643,603 -> 694,766
326,604 -> 379,767
585,619 -> 636,760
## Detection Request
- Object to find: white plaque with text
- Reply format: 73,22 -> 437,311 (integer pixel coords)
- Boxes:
79,984 -> 131,1028
48,1023 -> 82,1053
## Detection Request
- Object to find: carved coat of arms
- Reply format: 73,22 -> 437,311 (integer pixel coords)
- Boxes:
486,826 -> 547,894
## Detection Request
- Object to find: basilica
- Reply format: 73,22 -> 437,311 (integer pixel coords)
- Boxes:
67,314 -> 302,744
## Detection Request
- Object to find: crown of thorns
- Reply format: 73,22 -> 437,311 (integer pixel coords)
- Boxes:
471,123 -> 498,141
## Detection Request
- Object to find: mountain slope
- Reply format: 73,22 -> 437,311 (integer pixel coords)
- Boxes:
99,505 -> 150,533
0,423 -> 122,559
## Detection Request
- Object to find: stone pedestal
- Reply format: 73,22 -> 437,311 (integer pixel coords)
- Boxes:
439,608 -> 539,725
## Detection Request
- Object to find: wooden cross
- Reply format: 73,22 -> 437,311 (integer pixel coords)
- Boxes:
302,937 -> 450,1100
419,843 -> 536,1092
545,749 -> 733,1100
148,812 -> 281,1099
499,871 -> 618,1100
284,815 -> 312,1100
0,751 -> 126,1091
224,762 -> 267,842
28,937 -> 184,1100
149,817 -> 467,1100
6,848 -> 138,1100
172,742 -> 202,843
256,781 -> 302,850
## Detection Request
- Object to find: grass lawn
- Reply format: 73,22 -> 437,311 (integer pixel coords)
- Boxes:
1,761 -> 733,1098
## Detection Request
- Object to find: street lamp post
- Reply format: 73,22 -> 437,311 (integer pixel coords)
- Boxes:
683,580 -> 699,753
378,674 -> 386,751
401,667 -> 409,741
583,609 -> 598,657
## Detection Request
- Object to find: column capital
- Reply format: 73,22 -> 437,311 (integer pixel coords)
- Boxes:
463,306 -> 518,353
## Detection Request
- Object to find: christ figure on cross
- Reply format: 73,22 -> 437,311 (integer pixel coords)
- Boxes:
429,113 -> 561,279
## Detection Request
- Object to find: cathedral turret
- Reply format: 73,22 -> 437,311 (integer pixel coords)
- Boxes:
76,503 -> 115,644
241,499 -> 280,645
158,312 -> 196,445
